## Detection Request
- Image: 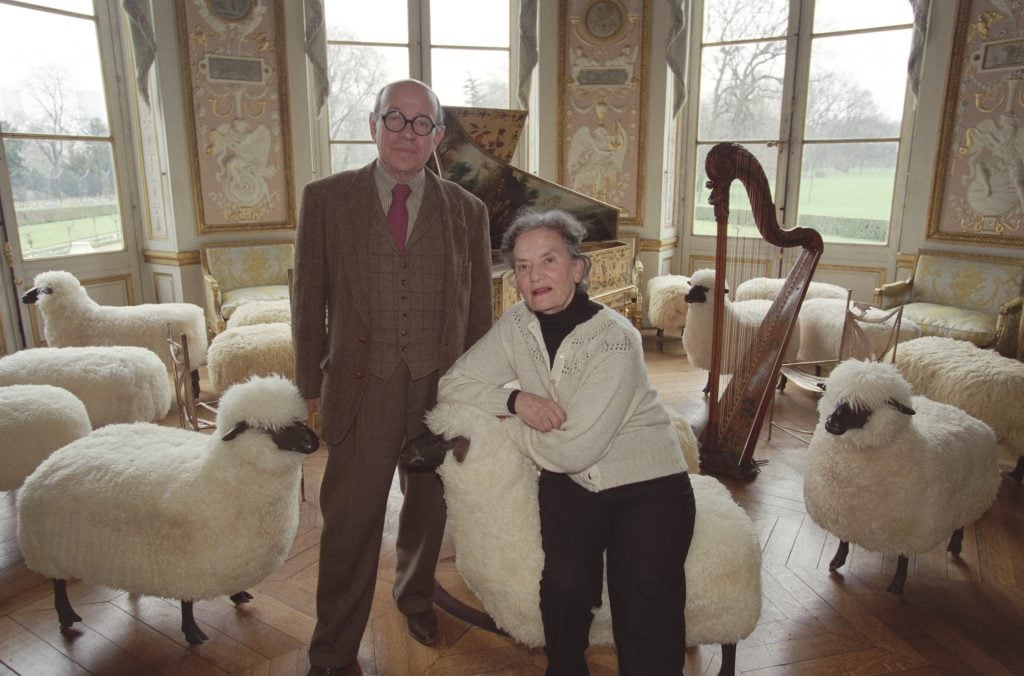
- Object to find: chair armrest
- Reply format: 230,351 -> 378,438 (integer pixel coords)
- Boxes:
202,274 -> 226,335
873,279 -> 912,309
998,295 -> 1024,316
994,295 -> 1024,358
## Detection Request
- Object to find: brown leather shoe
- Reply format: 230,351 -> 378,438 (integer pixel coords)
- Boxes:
406,608 -> 439,645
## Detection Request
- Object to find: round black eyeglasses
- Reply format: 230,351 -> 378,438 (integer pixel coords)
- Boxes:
378,110 -> 438,136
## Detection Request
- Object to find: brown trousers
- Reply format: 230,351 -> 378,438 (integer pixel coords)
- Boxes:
308,363 -> 446,667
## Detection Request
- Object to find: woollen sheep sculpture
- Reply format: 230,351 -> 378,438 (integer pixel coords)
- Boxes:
0,346 -> 171,428
805,359 -> 1000,595
426,401 -> 762,676
733,276 -> 847,303
21,270 -> 208,374
16,374 -> 319,645
789,297 -> 921,366
226,299 -> 291,328
206,322 -> 295,393
683,268 -> 799,393
0,385 -> 91,491
893,336 -> 1024,483
645,275 -> 690,352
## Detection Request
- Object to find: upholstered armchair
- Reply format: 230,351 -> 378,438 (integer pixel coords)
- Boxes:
874,249 -> 1024,358
200,240 -> 294,335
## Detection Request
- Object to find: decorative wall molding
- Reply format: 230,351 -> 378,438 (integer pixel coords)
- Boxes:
638,235 -> 678,252
142,249 -> 202,266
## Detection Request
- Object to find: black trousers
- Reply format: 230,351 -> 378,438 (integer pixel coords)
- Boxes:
538,470 -> 695,676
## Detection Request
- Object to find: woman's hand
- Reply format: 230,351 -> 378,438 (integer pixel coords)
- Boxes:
514,392 -> 566,432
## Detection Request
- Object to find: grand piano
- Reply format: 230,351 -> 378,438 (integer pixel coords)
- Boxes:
431,107 -> 640,322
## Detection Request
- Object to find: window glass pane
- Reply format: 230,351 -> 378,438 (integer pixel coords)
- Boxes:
0,4 -> 108,135
813,0 -> 912,33
693,142 -> 778,237
327,45 -> 409,141
797,142 -> 896,244
323,0 -> 407,43
805,31 -> 910,140
331,142 -> 379,174
431,49 -> 509,108
6,137 -> 125,260
698,41 -> 785,141
431,0 -> 509,47
703,0 -> 788,42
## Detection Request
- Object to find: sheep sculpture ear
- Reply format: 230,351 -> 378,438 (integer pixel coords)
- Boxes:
888,398 -> 916,415
222,420 -> 250,441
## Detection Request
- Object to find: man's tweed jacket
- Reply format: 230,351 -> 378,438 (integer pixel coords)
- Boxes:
291,162 -> 492,445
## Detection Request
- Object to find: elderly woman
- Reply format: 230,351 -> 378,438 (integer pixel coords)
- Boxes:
437,209 -> 695,675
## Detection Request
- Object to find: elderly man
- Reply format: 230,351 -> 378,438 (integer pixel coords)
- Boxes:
292,79 -> 492,674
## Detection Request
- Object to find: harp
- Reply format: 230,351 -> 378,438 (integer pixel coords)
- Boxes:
699,143 -> 824,479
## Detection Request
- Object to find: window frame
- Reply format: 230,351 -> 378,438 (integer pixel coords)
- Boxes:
320,0 -> 517,176
678,0 -> 916,250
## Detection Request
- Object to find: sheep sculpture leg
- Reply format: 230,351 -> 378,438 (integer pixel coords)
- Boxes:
947,527 -> 964,555
829,541 -> 850,571
181,600 -> 208,644
53,579 -> 82,631
887,555 -> 909,595
720,644 -> 737,675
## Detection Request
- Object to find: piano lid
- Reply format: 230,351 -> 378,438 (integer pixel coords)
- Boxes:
432,106 -> 619,250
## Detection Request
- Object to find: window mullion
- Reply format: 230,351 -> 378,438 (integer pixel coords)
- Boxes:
777,0 -> 812,228
410,0 -> 428,82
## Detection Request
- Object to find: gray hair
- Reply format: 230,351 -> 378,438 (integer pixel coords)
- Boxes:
373,79 -> 443,125
500,209 -> 592,292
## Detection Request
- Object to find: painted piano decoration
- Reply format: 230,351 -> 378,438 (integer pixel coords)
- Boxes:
432,106 -> 639,321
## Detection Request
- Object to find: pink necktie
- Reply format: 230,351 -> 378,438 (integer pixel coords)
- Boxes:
387,183 -> 412,253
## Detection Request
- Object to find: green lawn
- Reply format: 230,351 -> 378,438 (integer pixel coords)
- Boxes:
799,168 -> 895,221
18,215 -> 123,258
694,167 -> 894,242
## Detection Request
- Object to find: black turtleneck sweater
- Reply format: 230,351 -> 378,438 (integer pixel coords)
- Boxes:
507,289 -> 601,413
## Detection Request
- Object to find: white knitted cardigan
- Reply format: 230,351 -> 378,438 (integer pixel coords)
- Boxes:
438,303 -> 686,491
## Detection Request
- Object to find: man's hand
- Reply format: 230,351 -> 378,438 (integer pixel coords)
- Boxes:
514,392 -> 566,432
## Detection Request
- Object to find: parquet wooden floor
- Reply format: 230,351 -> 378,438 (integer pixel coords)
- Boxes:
2,334 -> 1023,674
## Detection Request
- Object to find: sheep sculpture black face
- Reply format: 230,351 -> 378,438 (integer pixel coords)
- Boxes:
804,359 -> 1000,595
823,398 -> 915,435
20,285 -> 51,304
17,374 -> 320,645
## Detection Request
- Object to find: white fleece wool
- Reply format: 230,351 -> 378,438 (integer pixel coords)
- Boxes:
426,401 -> 762,649
894,336 -> 1024,458
207,322 -> 294,393
17,375 -> 308,602
226,299 -> 292,328
796,298 -> 921,363
0,346 -> 171,428
734,277 -> 847,302
28,270 -> 207,369
805,360 -> 1000,555
646,275 -> 690,332
0,385 -> 91,491
664,405 -> 700,473
683,268 -> 799,374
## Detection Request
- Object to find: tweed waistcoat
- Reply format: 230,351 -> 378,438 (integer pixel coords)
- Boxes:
365,212 -> 447,380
